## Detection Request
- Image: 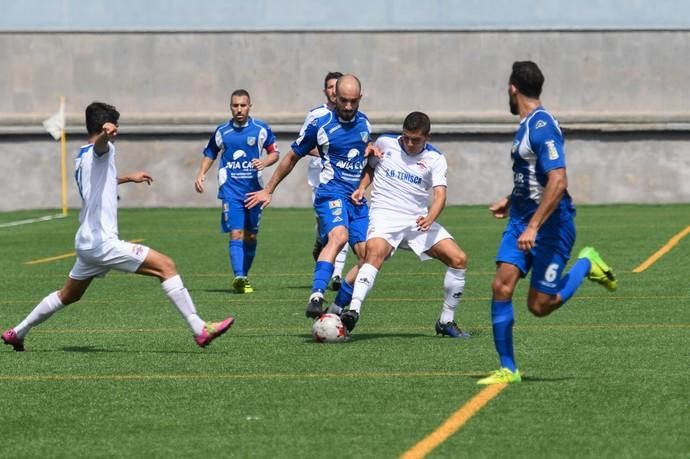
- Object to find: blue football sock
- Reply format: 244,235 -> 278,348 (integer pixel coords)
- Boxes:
491,299 -> 516,372
229,239 -> 244,277
312,261 -> 334,294
558,258 -> 591,304
333,279 -> 353,307
243,241 -> 257,276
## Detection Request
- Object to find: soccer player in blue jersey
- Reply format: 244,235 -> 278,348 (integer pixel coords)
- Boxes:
304,71 -> 349,290
246,75 -> 376,321
195,89 -> 280,294
2,102 -> 234,352
478,61 -> 618,385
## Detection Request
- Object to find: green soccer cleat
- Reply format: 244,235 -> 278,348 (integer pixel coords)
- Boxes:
577,246 -> 618,292
232,276 -> 253,294
477,368 -> 522,385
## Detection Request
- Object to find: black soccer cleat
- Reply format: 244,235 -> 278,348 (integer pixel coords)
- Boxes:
306,292 -> 325,319
330,275 -> 342,291
340,310 -> 360,333
435,320 -> 471,338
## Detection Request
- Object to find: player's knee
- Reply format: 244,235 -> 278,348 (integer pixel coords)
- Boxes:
527,300 -> 552,317
491,279 -> 514,299
244,233 -> 257,243
159,255 -> 177,279
448,251 -> 467,269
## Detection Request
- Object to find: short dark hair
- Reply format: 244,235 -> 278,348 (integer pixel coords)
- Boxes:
403,111 -> 431,135
324,71 -> 343,88
231,89 -> 251,103
85,102 -> 120,135
509,61 -> 544,99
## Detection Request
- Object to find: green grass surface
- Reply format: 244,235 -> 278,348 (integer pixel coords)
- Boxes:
1,205 -> 688,458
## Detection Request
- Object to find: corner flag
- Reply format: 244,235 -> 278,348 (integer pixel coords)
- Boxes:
43,96 -> 69,216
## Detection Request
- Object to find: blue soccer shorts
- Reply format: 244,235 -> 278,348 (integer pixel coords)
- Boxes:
495,218 -> 576,295
313,193 -> 368,249
220,198 -> 261,234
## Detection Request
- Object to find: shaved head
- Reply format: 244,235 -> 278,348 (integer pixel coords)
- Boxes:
334,74 -> 362,121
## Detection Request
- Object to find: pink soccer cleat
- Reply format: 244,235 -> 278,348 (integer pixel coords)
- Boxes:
2,328 -> 25,352
194,316 -> 235,348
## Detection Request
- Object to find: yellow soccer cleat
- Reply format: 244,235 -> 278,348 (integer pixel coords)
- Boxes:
577,247 -> 618,292
477,368 -> 522,385
232,276 -> 253,294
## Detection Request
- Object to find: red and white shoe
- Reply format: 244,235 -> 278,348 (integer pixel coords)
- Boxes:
2,328 -> 25,352
194,316 -> 234,348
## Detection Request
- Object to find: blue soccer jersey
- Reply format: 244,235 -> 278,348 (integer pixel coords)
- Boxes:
203,117 -> 279,201
291,109 -> 371,198
509,107 -> 575,225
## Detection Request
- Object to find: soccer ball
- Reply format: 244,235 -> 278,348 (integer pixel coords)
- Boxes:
311,313 -> 348,343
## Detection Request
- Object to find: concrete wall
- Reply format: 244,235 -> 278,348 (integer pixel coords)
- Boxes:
2,29 -> 689,210
5,131 -> 690,212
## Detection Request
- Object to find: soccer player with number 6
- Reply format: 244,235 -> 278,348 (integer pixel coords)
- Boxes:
478,62 -> 617,385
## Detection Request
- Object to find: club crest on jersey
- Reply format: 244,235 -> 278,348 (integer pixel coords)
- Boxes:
545,140 -> 559,160
246,137 -> 256,146
328,199 -> 343,209
360,132 -> 369,142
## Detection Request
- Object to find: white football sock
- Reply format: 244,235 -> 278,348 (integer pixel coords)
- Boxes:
439,268 -> 466,324
349,263 -> 379,314
15,291 -> 65,339
333,245 -> 348,278
161,275 -> 205,335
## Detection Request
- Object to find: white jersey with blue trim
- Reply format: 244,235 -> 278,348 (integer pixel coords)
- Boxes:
509,106 -> 575,225
74,142 -> 120,250
292,109 -> 372,197
300,104 -> 330,186
369,135 -> 447,216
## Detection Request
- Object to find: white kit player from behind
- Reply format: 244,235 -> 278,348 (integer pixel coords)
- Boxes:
2,102 -> 234,352
346,112 -> 470,337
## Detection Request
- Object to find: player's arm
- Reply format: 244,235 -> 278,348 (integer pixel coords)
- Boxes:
245,149 -> 302,209
489,195 -> 511,219
518,167 -> 567,251
417,185 -> 447,231
195,130 -> 223,193
517,116 -> 568,251
352,164 -> 375,204
194,157 -> 215,193
118,171 -> 153,185
93,122 -> 118,155
251,141 -> 280,172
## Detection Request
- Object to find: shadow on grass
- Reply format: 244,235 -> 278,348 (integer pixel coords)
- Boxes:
58,346 -> 206,355
300,332 -> 431,343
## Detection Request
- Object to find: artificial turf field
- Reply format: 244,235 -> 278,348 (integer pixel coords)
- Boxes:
0,205 -> 688,458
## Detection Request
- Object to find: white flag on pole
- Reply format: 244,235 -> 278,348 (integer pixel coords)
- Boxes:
42,98 -> 66,140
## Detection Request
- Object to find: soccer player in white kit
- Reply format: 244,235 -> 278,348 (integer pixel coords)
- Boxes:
2,102 -> 234,352
345,112 -> 470,336
304,72 -> 349,290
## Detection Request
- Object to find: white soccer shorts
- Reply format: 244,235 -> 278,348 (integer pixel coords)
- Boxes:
367,211 -> 453,261
69,239 -> 150,280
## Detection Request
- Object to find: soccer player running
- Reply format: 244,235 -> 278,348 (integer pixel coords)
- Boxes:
304,71 -> 349,291
246,74 -> 375,319
347,112 -> 470,335
2,102 -> 234,352
477,61 -> 617,385
195,89 -> 280,294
